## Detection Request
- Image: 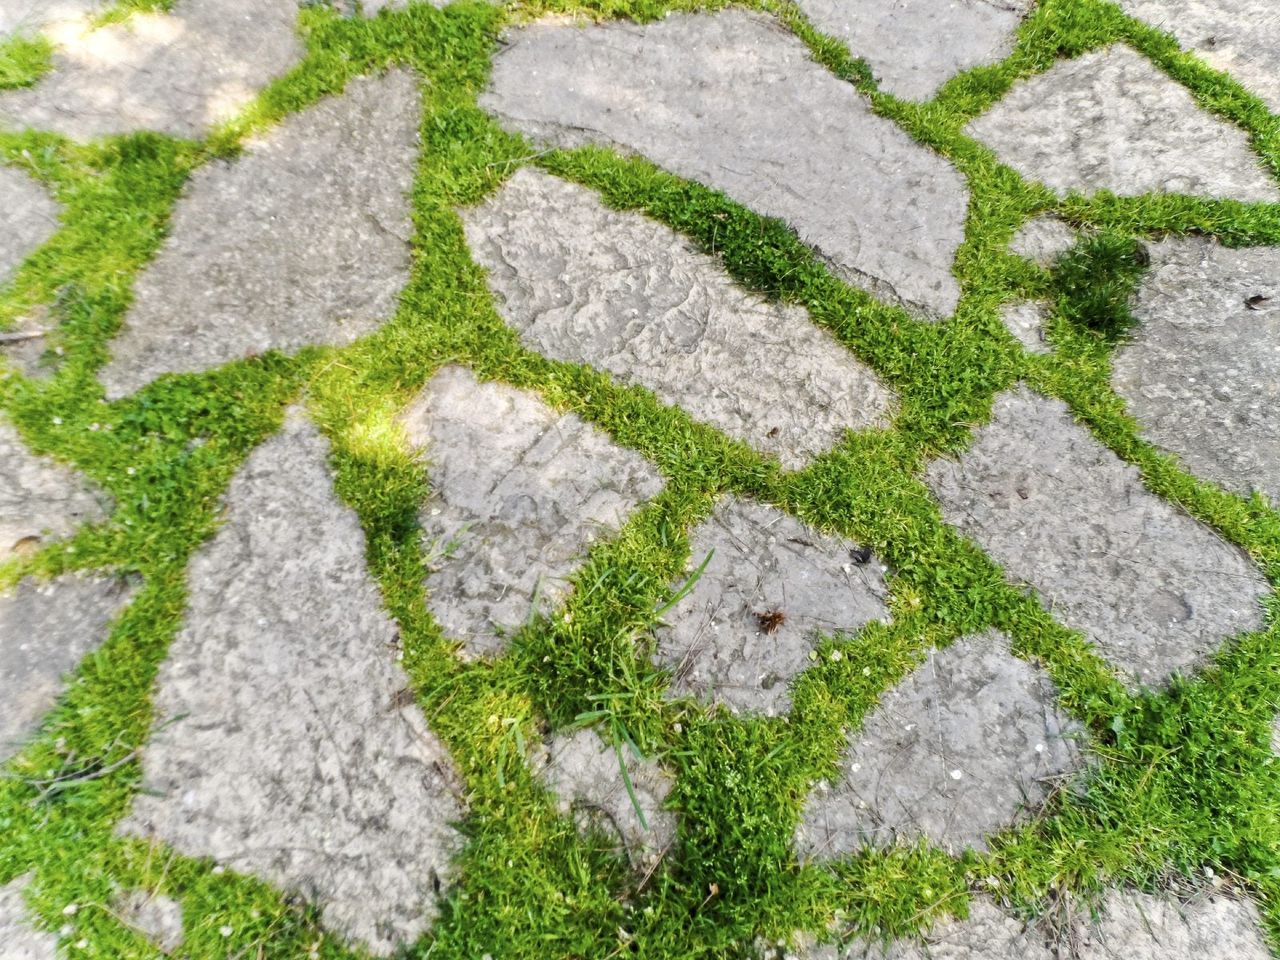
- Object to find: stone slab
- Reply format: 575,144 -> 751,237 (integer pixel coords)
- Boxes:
0,166 -> 59,286
1116,0 -> 1280,115
792,0 -> 1034,101
797,631 -> 1080,855
1073,891 -> 1272,959
654,496 -> 889,717
966,45 -> 1280,202
537,727 -> 675,867
401,365 -> 663,658
1111,238 -> 1280,507
99,68 -> 419,399
1000,300 -> 1051,354
1,0 -> 104,39
114,890 -> 183,954
462,169 -> 895,469
1,573 -> 136,762
121,409 -> 465,957
0,877 -> 58,960
0,0 -> 303,139
924,387 -> 1269,687
482,11 -> 969,318
1010,216 -> 1077,266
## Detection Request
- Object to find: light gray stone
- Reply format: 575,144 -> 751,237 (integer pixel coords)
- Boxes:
1074,890 -> 1271,959
121,409 -> 465,957
1111,238 -> 1280,507
1,574 -> 136,762
537,727 -> 675,867
1000,300 -> 1051,354
114,891 -> 183,954
792,0 -> 1034,101
966,45 -> 1280,203
462,169 -> 895,469
797,631 -> 1080,856
99,69 -> 419,399
0,166 -> 59,286
361,0 -> 412,13
1115,0 -> 1280,115
0,877 -> 58,960
654,496 -> 889,716
0,419 -> 108,560
1010,216 -> 1077,266
0,0 -> 303,139
1,0 -> 104,39
482,11 -> 969,318
401,365 -> 663,658
924,387 -> 1270,687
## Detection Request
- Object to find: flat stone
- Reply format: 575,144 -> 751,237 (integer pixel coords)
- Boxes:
653,496 -> 890,716
114,891 -> 183,954
966,45 -> 1280,202
1115,0 -> 1280,115
1010,216 -> 1077,266
1074,890 -> 1271,959
1000,300 -> 1051,354
400,365 -> 663,658
797,631 -> 1080,856
0,419 -> 108,560
121,409 -> 465,957
536,727 -> 676,867
462,169 -> 895,469
1111,238 -> 1280,507
0,877 -> 58,960
1,574 -> 136,762
1,0 -> 104,39
482,10 -> 969,318
98,69 -> 418,399
0,0 -> 303,139
0,166 -> 59,285
924,387 -> 1269,687
792,0 -> 1034,101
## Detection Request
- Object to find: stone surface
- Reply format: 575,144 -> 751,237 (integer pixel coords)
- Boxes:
1,574 -> 136,762
114,891 -> 183,954
0,877 -> 58,960
654,496 -> 890,716
401,365 -> 663,657
924,387 -> 1269,687
0,166 -> 59,285
0,419 -> 108,560
1111,238 -> 1280,507
1,0 -> 104,39
792,0 -> 1034,101
99,69 -> 419,399
121,410 -> 465,957
1000,300 -> 1051,354
1115,0 -> 1280,115
966,45 -> 1280,202
1074,890 -> 1272,960
797,631 -> 1079,855
482,11 -> 969,317
537,727 -> 676,867
462,169 -> 895,469
1010,216 -> 1077,266
0,0 -> 303,139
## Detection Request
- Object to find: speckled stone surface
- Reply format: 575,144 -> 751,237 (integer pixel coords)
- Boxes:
1000,300 -> 1052,354
1072,891 -> 1272,959
113,891 -> 184,955
482,10 -> 969,317
0,166 -> 59,285
0,877 -> 58,960
1010,216 -> 1077,266
1,0 -> 104,39
462,169 -> 895,469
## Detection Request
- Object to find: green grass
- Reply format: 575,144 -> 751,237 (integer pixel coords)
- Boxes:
1,0 -> 1278,957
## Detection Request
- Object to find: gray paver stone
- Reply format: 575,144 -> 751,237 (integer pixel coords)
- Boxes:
400,365 -> 664,657
924,387 -> 1269,687
121,409 -> 465,957
0,166 -> 59,285
482,10 -> 969,318
1010,217 -> 1077,266
462,168 -> 895,469
0,877 -> 58,960
1075,890 -> 1271,959
1,419 -> 108,560
654,496 -> 889,716
1,1 -> 105,38
99,68 -> 419,399
114,891 -> 184,954
1000,301 -> 1051,354
1111,238 -> 1280,507
966,44 -> 1280,202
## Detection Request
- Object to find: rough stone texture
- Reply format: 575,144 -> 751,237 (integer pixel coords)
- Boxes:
1074,891 -> 1272,960
924,387 -> 1269,687
0,419 -> 108,560
1115,0 -> 1280,115
0,166 -> 59,285
1,0 -> 104,38
462,169 -> 895,469
99,69 -> 419,399
0,877 -> 58,960
401,366 -> 663,657
654,496 -> 890,716
1,574 -> 136,762
797,631 -> 1080,856
966,45 -> 1280,203
114,891 -> 184,954
0,0 -> 303,140
121,410 -> 465,957
1000,300 -> 1051,354
537,727 -> 676,867
792,0 -> 1034,101
1010,216 -> 1077,266
482,11 -> 969,318
1111,238 -> 1280,507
